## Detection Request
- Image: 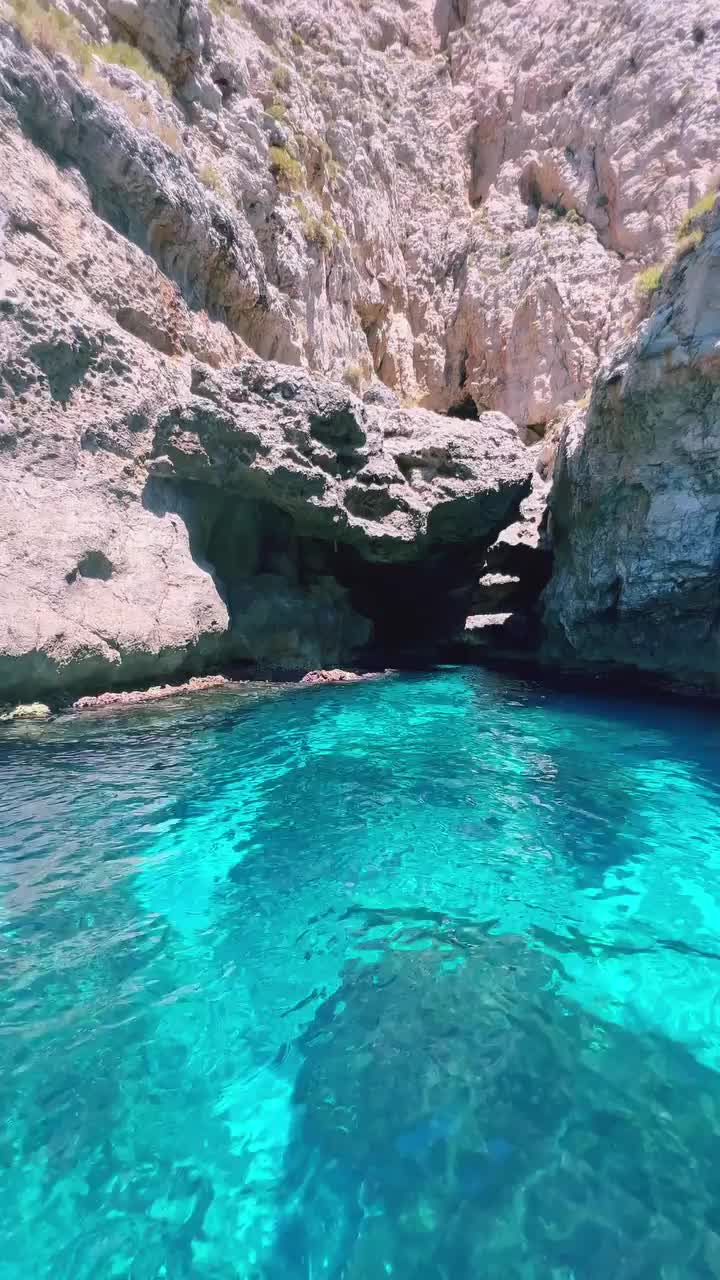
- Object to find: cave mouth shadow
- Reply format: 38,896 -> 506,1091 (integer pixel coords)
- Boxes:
445,395 -> 480,421
141,476 -> 511,669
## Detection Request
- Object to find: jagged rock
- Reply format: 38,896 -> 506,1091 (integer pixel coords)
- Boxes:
462,610 -> 539,655
473,573 -> 524,609
2,0 -> 720,699
3,0 -> 719,427
542,207 -> 720,693
0,24 -> 298,362
298,668 -> 362,685
153,361 -> 530,559
451,428 -> 557,658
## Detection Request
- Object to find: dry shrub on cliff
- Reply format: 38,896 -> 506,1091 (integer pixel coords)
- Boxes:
209,0 -> 240,16
199,162 -> 230,200
677,190 -> 717,238
293,198 -> 326,245
11,3 -> 170,101
342,365 -> 364,392
673,229 -> 704,260
635,263 -> 664,299
10,0 -> 91,70
88,75 -> 182,151
10,1 -> 178,150
318,139 -> 340,185
272,64 -> 291,91
269,145 -> 304,188
94,40 -> 170,98
293,200 -> 343,249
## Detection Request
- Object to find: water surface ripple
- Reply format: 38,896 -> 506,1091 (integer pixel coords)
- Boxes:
2,669 -> 720,1277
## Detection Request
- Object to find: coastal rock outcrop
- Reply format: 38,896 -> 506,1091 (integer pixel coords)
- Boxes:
0,99 -> 530,700
542,202 -> 720,693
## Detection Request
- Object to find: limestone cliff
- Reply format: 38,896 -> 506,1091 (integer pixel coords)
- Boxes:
1,0 -> 720,701
542,198 -> 720,694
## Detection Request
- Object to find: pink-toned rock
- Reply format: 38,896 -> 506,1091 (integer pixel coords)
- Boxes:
2,0 -> 719,707
73,675 -> 230,710
299,668 -> 391,686
299,669 -> 364,686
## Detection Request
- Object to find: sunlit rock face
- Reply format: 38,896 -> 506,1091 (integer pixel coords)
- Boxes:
0,110 -> 529,697
2,0 -> 720,698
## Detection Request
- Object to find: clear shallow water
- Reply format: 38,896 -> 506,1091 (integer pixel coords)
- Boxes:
3,669 -> 720,1278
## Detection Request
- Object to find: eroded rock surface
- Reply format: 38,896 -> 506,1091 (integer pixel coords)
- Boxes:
72,674 -> 231,710
3,0 -> 719,427
0,108 -> 530,700
543,204 -> 720,692
2,0 -> 720,699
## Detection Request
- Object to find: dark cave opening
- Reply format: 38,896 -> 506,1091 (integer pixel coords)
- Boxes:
330,538 -> 490,660
144,477 -> 516,669
446,395 -> 480,421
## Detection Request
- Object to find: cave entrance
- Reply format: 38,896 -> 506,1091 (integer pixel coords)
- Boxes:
144,477 -> 507,669
446,395 -> 480,421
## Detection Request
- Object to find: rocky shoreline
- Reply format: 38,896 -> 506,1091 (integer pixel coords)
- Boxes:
0,667 -> 391,722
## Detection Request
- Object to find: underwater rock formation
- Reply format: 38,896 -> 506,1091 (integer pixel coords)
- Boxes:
273,935 -> 720,1279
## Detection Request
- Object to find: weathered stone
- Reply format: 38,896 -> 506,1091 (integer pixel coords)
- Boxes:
2,0 -> 720,699
72,674 -> 231,709
298,668 -> 387,685
542,210 -> 720,693
0,701 -> 52,721
3,0 -> 718,429
0,117 -> 531,700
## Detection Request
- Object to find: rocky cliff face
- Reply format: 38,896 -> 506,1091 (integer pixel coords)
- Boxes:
0,162 -> 529,697
1,0 -> 720,701
542,200 -> 720,694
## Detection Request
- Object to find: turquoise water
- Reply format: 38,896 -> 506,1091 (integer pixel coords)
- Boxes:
3,669 -> 720,1278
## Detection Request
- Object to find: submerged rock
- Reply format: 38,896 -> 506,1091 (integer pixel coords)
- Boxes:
271,935 -> 720,1278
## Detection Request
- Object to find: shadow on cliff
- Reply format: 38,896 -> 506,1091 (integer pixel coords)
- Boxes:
141,475 -> 513,668
141,476 -> 374,669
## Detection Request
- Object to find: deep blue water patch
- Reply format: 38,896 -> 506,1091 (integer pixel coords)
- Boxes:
2,669 -> 720,1277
